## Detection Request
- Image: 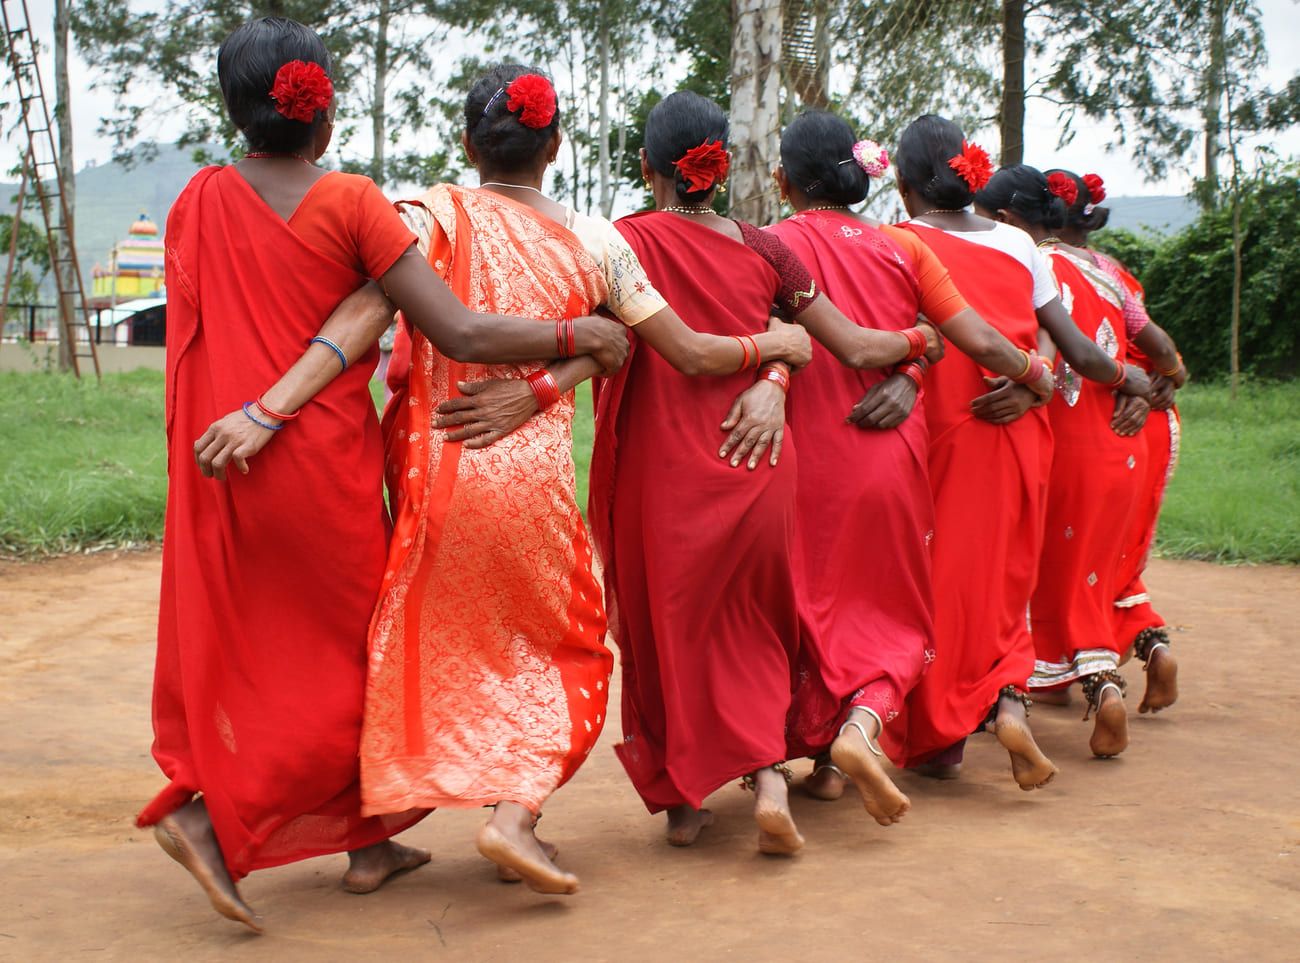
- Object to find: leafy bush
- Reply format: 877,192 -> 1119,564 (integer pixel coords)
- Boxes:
1139,167 -> 1300,379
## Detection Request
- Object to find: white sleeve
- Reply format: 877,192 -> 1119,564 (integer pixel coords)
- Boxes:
1029,245 -> 1060,308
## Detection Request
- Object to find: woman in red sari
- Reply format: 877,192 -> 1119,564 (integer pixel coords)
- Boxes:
357,67 -> 809,896
975,164 -> 1154,757
145,21 -> 626,931
888,120 -> 1153,783
591,92 -> 941,854
1051,170 -> 1186,714
766,111 -> 1056,804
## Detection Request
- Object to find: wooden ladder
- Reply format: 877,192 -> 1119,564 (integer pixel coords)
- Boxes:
1,0 -> 100,378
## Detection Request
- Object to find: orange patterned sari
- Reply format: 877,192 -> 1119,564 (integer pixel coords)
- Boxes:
360,185 -> 612,816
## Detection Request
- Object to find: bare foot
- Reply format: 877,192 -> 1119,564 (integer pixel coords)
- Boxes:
1140,646 -> 1179,713
1032,687 -> 1073,707
476,803 -> 579,895
665,806 -> 715,847
1090,684 -> 1129,758
912,761 -> 961,780
752,767 -> 804,856
803,756 -> 846,801
830,709 -> 910,826
994,696 -> 1058,790
153,799 -> 262,933
498,839 -> 559,882
341,840 -> 431,894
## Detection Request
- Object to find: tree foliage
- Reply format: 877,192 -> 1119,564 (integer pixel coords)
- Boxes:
1137,165 -> 1300,380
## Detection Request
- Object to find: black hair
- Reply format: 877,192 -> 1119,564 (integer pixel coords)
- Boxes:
973,164 -> 1067,229
895,114 -> 977,210
218,17 -> 333,153
644,90 -> 730,204
464,64 -> 561,172
779,111 -> 870,206
1044,168 -> 1111,231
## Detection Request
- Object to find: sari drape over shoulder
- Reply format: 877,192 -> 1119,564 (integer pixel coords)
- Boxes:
138,167 -> 423,878
360,185 -> 612,816
590,212 -> 801,813
893,223 -> 1054,763
766,212 -> 940,763
1030,247 -> 1143,687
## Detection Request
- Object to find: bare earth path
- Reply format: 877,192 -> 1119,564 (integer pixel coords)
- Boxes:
1,553 -> 1297,960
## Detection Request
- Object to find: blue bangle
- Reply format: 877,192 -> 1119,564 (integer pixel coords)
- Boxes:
242,401 -> 283,431
310,336 -> 348,371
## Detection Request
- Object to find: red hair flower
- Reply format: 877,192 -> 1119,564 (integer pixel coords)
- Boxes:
1082,173 -> 1106,204
270,60 -> 333,124
675,140 -> 730,193
506,74 -> 558,129
947,141 -> 993,192
1047,171 -> 1079,207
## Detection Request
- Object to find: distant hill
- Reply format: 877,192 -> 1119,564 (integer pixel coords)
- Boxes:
1104,195 -> 1200,235
1,143 -> 210,298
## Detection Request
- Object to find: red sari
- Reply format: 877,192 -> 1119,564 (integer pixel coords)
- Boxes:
894,223 -> 1054,763
1030,247 -> 1142,688
766,212 -> 958,762
1100,257 -> 1180,652
138,167 -> 423,878
590,212 -> 801,813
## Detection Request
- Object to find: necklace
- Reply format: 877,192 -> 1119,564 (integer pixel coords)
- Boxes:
244,151 -> 313,165
916,208 -> 967,217
662,205 -> 714,215
801,205 -> 849,214
1037,236 -> 1064,248
480,181 -> 546,196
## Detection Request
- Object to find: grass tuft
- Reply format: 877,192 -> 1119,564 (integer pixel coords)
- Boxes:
2,371 -> 1295,564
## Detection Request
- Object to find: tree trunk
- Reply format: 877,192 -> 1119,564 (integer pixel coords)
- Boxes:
371,0 -> 391,185
730,0 -> 782,223
999,0 -> 1026,166
1202,0 -> 1226,208
597,2 -> 613,218
54,0 -> 76,371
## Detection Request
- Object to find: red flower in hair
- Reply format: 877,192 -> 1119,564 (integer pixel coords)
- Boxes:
506,74 -> 558,129
1082,173 -> 1106,204
947,140 -> 993,192
270,60 -> 333,124
1047,171 -> 1079,207
675,140 -> 730,192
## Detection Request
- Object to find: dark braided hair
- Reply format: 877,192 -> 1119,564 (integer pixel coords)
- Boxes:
1044,168 -> 1111,231
218,17 -> 333,153
780,111 -> 870,206
974,164 -> 1068,229
464,64 -> 561,172
644,90 -> 729,205
895,114 -> 974,210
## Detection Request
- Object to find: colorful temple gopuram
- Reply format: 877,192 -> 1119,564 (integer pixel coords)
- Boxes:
91,213 -> 164,301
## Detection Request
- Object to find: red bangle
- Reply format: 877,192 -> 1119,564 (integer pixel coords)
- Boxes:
1012,352 -> 1046,385
255,397 -> 300,421
555,320 -> 566,358
526,369 -> 563,409
900,359 -> 927,389
566,319 -> 576,359
902,326 -> 927,362
1109,360 -> 1128,387
733,336 -> 751,372
744,335 -> 760,369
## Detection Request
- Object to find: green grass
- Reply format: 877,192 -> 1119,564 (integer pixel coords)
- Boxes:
1155,381 -> 1300,564
2,371 -> 1296,564
0,369 -> 167,557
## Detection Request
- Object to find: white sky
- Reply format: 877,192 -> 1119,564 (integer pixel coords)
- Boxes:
5,0 -> 1299,203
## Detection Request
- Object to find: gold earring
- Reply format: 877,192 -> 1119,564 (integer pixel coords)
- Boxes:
718,181 -> 728,195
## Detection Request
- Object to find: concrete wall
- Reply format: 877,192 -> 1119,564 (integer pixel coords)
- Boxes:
0,342 -> 165,374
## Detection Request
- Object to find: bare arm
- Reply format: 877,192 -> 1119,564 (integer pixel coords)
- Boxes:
940,307 -> 1053,399
1132,320 -> 1186,387
1035,296 -> 1149,397
796,294 -> 943,369
632,306 -> 811,376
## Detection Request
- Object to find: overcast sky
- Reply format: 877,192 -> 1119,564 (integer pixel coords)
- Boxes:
7,0 -> 1299,210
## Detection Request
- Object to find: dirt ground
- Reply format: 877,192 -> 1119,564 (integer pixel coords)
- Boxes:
0,551 -> 1297,961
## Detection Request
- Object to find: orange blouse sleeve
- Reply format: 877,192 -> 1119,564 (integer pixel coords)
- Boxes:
880,224 -> 968,325
353,178 -> 419,279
